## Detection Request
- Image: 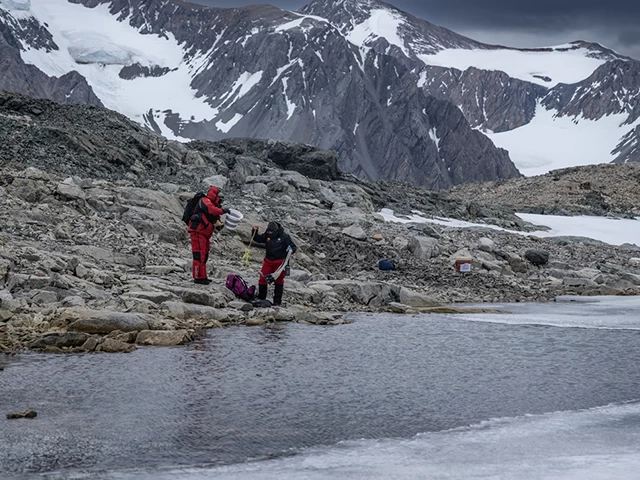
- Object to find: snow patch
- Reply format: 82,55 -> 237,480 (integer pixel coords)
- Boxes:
486,102 -> 640,176
379,208 -> 640,247
417,70 -> 428,88
224,71 -> 263,103
146,111 -> 181,141
516,213 -> 640,247
275,14 -> 327,33
216,113 -> 243,133
282,77 -> 296,120
275,17 -> 306,33
428,127 -> 440,151
347,9 -> 409,57
419,46 -> 608,87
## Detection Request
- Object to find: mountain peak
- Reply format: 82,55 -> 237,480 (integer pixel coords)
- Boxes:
300,0 -> 482,57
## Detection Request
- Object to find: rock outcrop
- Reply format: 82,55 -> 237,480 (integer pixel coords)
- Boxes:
447,163 -> 640,217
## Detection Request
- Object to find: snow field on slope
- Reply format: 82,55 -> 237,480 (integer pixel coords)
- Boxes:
215,113 -> 243,134
275,14 -> 328,33
379,208 -> 640,247
486,103 -> 640,176
516,213 -> 640,246
18,0 -> 219,131
419,46 -> 607,87
0,0 -> 29,11
347,8 -> 409,56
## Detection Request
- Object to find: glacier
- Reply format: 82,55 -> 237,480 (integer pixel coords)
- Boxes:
67,32 -> 141,65
419,46 -> 609,88
0,0 -> 30,11
18,0 -> 219,136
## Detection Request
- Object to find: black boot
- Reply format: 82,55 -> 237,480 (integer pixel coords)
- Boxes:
258,284 -> 268,300
194,278 -> 212,285
273,284 -> 284,306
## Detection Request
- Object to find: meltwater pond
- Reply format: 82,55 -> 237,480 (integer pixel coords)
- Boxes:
1,297 -> 640,479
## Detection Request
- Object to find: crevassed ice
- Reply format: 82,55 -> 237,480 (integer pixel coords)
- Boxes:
68,33 -> 141,65
21,0 -> 220,133
1,0 -> 30,11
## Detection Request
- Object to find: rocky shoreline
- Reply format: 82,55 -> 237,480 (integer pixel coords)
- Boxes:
1,91 -> 640,354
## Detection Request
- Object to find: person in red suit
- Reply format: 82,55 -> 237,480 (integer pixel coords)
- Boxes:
252,221 -> 297,305
187,186 -> 229,284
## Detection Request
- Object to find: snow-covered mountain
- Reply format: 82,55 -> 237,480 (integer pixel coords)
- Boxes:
0,0 -> 638,185
302,0 -> 640,174
0,0 -> 523,189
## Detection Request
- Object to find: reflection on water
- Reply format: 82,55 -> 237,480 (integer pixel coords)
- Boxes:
1,301 -> 640,477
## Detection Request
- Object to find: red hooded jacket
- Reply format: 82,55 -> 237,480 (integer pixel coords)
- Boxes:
187,186 -> 225,237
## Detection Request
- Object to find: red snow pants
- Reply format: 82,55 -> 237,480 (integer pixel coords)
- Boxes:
259,258 -> 286,285
189,230 -> 211,280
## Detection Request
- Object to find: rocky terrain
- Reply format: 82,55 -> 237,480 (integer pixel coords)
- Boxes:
447,163 -> 640,217
1,90 -> 640,355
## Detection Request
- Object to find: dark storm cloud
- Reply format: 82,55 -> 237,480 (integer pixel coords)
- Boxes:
192,0 -> 640,59
397,0 -> 640,58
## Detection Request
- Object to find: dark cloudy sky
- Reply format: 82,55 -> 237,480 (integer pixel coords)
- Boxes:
192,0 -> 640,60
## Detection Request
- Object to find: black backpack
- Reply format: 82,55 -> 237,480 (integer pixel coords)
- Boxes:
182,192 -> 206,225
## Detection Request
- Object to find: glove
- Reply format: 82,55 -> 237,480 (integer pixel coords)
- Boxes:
222,207 -> 230,214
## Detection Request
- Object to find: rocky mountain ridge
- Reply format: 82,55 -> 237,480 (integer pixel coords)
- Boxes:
1,90 -> 640,355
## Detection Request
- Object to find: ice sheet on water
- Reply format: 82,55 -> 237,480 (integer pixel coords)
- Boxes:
78,401 -> 640,480
453,296 -> 640,331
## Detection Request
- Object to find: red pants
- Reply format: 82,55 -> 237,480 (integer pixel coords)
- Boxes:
189,231 -> 211,280
259,258 -> 286,285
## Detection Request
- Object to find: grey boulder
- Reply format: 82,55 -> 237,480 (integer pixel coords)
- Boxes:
69,310 -> 151,334
525,250 -> 550,266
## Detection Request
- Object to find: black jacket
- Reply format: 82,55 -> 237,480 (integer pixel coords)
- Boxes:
254,223 -> 297,260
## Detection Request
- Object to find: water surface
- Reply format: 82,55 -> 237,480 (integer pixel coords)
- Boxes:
1,297 -> 640,479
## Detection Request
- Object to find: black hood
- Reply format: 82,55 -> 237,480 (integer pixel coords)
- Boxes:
266,221 -> 282,235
